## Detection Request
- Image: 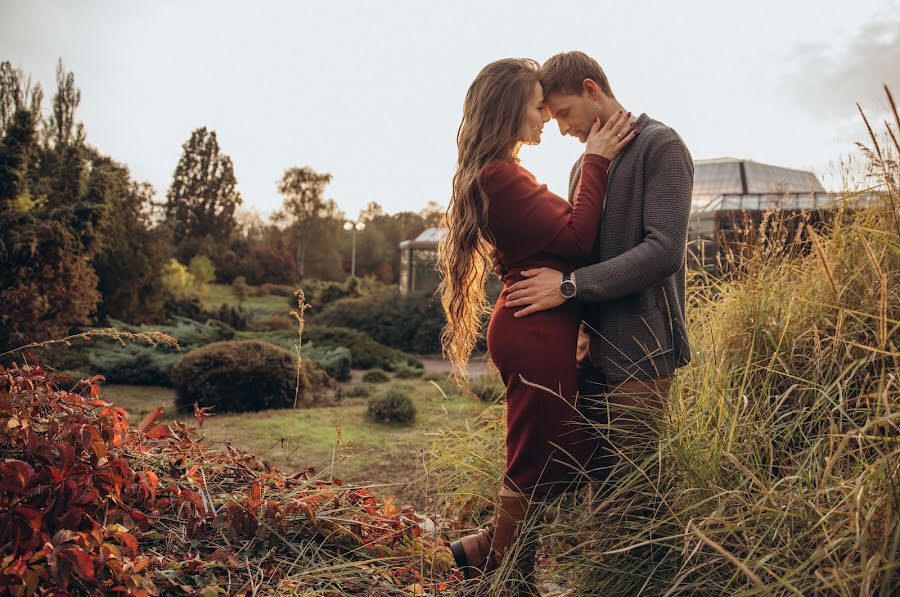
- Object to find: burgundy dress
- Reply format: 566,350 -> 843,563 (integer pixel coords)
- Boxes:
482,154 -> 610,496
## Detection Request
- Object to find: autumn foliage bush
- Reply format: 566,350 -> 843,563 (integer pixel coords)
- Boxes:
170,339 -> 336,412
0,363 -> 459,595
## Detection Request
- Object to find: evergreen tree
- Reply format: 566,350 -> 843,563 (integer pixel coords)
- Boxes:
165,127 -> 242,257
90,159 -> 167,323
0,110 -> 35,201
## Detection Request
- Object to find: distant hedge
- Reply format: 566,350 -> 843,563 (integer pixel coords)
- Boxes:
303,325 -> 422,370
314,290 -> 444,354
241,326 -> 420,372
171,340 -> 335,413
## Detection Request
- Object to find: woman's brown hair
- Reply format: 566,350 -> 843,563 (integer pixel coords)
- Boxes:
437,58 -> 541,382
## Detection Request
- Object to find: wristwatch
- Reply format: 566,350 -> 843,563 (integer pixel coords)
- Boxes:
560,272 -> 577,299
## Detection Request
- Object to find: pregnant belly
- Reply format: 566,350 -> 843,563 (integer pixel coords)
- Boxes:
487,287 -> 582,379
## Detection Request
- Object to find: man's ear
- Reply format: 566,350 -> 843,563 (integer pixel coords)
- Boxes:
582,78 -> 603,101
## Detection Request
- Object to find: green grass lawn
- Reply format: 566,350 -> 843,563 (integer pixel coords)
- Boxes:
100,375 -> 488,508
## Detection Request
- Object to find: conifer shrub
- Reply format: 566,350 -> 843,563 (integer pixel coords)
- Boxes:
171,340 -> 334,412
367,391 -> 416,425
303,344 -> 352,381
304,325 -> 422,370
362,369 -> 390,384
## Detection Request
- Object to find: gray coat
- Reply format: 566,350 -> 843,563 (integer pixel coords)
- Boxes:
569,113 -> 693,382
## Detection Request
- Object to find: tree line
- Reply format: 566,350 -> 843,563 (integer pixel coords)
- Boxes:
0,60 -> 443,353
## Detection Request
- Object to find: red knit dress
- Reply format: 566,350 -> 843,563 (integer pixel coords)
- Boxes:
482,153 -> 610,496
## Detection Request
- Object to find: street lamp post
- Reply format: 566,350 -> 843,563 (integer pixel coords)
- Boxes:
343,220 -> 366,277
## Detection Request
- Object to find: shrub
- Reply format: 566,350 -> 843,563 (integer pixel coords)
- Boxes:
314,283 -> 501,355
301,275 -> 390,307
0,362 -> 457,595
233,275 -> 249,303
46,318 -> 235,386
171,340 -> 335,412
469,373 -> 505,402
247,315 -> 294,331
161,258 -> 198,300
304,325 -> 422,370
314,290 -> 444,354
260,282 -> 296,297
392,364 -> 424,379
362,369 -> 390,384
163,298 -> 250,330
367,391 -> 416,425
345,384 -> 370,398
422,371 -> 447,383
303,344 -> 352,382
188,255 -> 216,287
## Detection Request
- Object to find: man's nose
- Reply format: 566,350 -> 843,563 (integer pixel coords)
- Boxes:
557,120 -> 567,135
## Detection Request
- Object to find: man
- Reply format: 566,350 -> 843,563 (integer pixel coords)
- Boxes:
501,51 -> 693,483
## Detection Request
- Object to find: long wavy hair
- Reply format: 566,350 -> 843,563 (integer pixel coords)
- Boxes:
437,58 -> 541,382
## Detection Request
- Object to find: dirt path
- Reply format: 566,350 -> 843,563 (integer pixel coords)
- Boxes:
418,353 -> 492,377
348,354 -> 493,384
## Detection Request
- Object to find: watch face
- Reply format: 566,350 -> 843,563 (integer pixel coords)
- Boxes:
560,280 -> 576,298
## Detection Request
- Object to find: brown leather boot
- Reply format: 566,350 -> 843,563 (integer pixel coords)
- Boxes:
449,516 -> 496,580
450,486 -> 542,585
488,487 -> 541,594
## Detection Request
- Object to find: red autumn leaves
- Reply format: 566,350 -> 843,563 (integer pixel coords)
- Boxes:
1,363 -> 459,595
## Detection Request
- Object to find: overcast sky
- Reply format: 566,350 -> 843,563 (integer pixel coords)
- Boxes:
1,0 -> 898,219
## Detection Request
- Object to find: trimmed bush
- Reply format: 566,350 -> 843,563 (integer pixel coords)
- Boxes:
362,369 -> 390,383
367,391 -> 416,425
171,340 -> 335,413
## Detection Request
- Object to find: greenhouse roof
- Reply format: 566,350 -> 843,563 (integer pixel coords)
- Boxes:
692,158 -> 825,212
398,227 -> 447,250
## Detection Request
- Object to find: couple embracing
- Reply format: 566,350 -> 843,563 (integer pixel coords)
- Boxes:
437,51 -> 694,589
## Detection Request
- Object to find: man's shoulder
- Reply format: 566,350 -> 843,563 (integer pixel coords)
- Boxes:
639,116 -> 688,152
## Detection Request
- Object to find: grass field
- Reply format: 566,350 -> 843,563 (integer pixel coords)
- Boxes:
203,283 -> 291,319
100,374 -> 488,509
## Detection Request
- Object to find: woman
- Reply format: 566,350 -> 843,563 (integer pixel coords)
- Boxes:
438,58 -> 635,585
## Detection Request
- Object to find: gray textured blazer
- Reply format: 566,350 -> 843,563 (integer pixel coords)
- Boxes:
568,113 -> 693,382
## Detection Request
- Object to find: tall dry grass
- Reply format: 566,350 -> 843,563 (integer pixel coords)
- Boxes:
430,87 -> 900,595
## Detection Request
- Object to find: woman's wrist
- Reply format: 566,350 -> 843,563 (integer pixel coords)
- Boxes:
583,153 -> 611,168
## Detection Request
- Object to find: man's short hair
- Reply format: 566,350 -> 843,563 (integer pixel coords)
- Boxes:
541,51 -> 615,99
